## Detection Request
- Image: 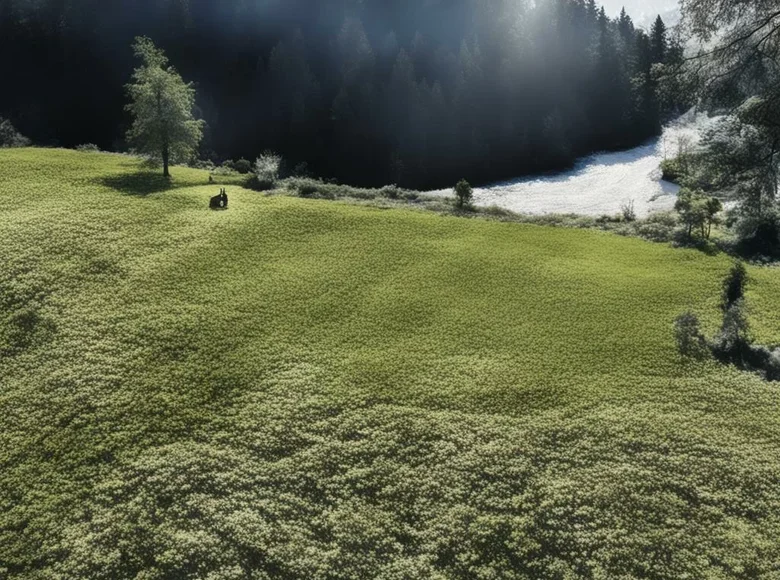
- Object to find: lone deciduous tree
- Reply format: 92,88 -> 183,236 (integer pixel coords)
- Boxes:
126,37 -> 204,177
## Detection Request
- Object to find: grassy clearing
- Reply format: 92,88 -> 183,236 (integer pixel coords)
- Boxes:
2,148 -> 780,579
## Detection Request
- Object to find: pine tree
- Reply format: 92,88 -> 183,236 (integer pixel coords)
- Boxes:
125,37 -> 204,177
650,15 -> 667,64
618,7 -> 634,44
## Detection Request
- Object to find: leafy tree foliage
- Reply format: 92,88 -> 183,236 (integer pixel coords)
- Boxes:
0,0 -> 675,189
125,37 -> 204,177
254,151 -> 282,190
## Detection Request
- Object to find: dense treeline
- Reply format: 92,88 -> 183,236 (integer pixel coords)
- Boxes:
0,0 -> 679,188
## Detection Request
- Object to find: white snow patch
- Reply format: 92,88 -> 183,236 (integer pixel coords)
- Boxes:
428,111 -> 719,219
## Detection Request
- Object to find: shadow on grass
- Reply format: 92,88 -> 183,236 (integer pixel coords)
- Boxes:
691,241 -> 722,257
96,173 -> 179,197
672,233 -> 725,257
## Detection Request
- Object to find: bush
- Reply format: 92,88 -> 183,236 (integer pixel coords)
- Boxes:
254,152 -> 282,191
0,117 -> 31,147
674,312 -> 709,359
283,177 -> 335,199
286,178 -> 327,198
189,158 -> 216,171
660,158 -> 683,183
280,177 -> 420,201
212,165 -> 238,176
233,158 -> 252,174
381,184 -> 402,200
735,212 -> 780,257
76,143 -> 101,152
596,213 -> 622,224
620,200 -> 637,222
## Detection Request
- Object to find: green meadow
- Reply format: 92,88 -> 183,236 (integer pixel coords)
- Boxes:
2,148 -> 780,579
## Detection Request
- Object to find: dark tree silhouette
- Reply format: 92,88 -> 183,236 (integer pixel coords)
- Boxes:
0,0 -> 674,189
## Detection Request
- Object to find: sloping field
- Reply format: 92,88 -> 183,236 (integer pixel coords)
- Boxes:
1,149 -> 780,579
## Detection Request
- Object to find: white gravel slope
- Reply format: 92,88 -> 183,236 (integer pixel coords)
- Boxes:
428,112 -> 718,219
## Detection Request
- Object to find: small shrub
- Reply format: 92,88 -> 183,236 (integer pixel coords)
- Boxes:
189,158 -> 216,171
300,183 -> 321,197
596,214 -> 621,224
646,211 -> 679,228
454,179 -> 473,209
294,179 -> 321,198
254,152 -> 282,191
381,185 -> 402,200
735,212 -> 780,257
631,222 -> 676,243
674,312 -> 709,359
212,165 -> 238,176
0,117 -> 31,147
620,200 -> 637,222
233,158 -> 252,174
660,158 -> 683,182
76,143 -> 101,153
284,177 -> 335,199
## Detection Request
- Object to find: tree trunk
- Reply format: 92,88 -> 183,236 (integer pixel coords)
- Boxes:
162,141 -> 170,178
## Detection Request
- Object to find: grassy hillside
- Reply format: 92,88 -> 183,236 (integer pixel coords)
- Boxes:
1,148 -> 780,579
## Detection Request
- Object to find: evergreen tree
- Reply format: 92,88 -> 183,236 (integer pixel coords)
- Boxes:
618,7 -> 634,45
125,36 -> 204,177
632,30 -> 660,135
650,15 -> 667,64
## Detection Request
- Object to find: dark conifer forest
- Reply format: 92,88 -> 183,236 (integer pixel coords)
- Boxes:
0,0 -> 679,188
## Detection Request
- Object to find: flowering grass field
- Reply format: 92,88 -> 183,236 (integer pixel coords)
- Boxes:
2,148 -> 780,579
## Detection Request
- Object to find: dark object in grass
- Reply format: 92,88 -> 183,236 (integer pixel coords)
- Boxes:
210,188 -> 228,210
676,265 -> 780,382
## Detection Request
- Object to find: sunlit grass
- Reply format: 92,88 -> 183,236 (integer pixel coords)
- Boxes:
2,148 -> 780,578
